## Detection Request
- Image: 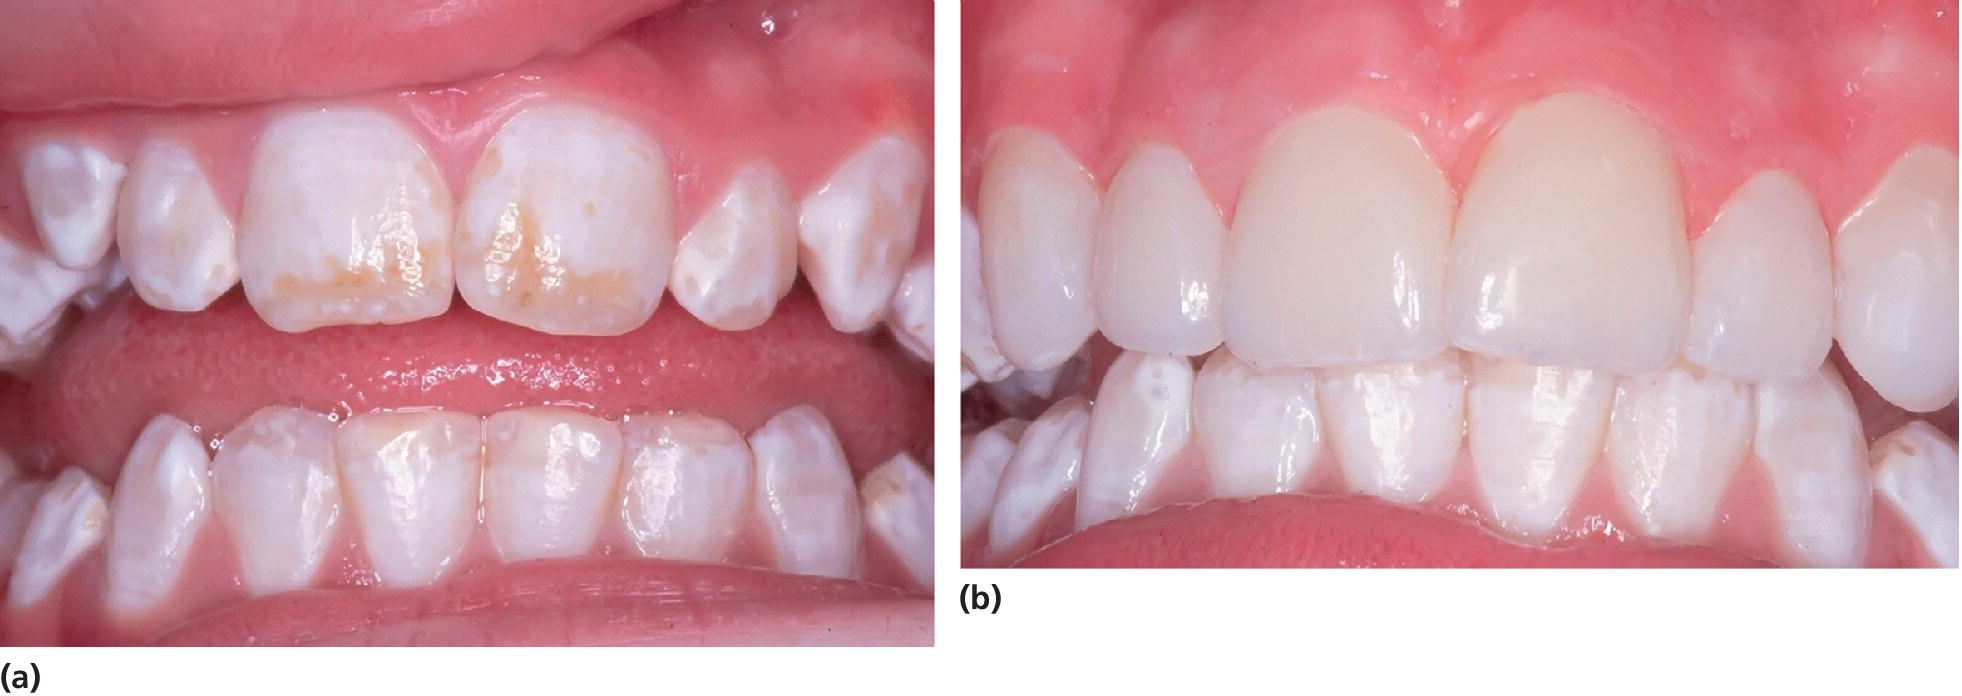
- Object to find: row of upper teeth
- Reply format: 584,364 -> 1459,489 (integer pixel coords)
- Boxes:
963,346 -> 1959,568
1,102 -> 933,360
0,404 -> 932,617
960,90 -> 1958,415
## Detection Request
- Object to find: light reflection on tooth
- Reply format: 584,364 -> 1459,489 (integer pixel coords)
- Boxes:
1467,356 -> 1613,541
986,397 -> 1089,560
1833,146 -> 1958,412
1753,365 -> 1870,567
1078,351 -> 1194,529
211,407 -> 343,595
960,209 -> 1013,382
7,468 -> 108,608
1603,363 -> 1753,542
1317,350 -> 1467,505
887,254 -> 933,363
0,480 -> 49,581
482,407 -> 622,561
861,453 -> 933,590
797,135 -> 927,333
979,128 -> 1099,372
1194,349 -> 1321,499
105,414 -> 213,614
620,412 -> 753,563
1682,170 -> 1832,382
336,410 -> 482,587
747,406 -> 861,579
669,164 -> 796,331
0,229 -> 112,348
115,139 -> 240,312
1093,142 -> 1224,356
962,419 -> 1026,539
20,139 -> 124,270
1869,422 -> 1958,568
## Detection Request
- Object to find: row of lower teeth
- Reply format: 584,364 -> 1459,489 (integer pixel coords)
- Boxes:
0,404 -> 932,617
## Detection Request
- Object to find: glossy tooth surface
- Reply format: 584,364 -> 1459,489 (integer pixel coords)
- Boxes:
797,135 -> 927,332
1753,366 -> 1871,566
7,469 -> 108,608
115,139 -> 239,311
1869,422 -> 1958,568
619,413 -> 752,563
336,410 -> 482,587
1078,351 -> 1194,529
1194,349 -> 1322,498
1467,356 -> 1614,540
979,128 -> 1099,371
20,139 -> 124,270
1682,171 -> 1832,382
887,254 -> 933,362
105,414 -> 212,614
482,407 -> 622,561
1317,350 -> 1467,504
209,407 -> 342,595
747,406 -> 861,579
1603,363 -> 1753,541
239,108 -> 454,332
1093,143 -> 1223,355
1833,146 -> 1958,412
961,419 -> 1026,539
983,352 -> 1088,419
458,103 -> 673,336
669,164 -> 796,331
861,453 -> 933,589
1225,106 -> 1453,367
961,209 -> 1013,382
0,229 -> 111,350
0,481 -> 49,580
1447,92 -> 1689,374
986,397 -> 1089,559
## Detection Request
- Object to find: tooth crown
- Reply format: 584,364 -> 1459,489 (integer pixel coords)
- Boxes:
482,407 -> 624,561
1833,145 -> 1959,412
747,406 -> 863,579
104,414 -> 213,614
20,139 -> 125,271
1681,170 -> 1833,382
618,412 -> 754,563
797,134 -> 928,333
1078,351 -> 1194,529
8,468 -> 108,608
1093,142 -> 1224,356
209,406 -> 343,595
334,410 -> 483,586
115,139 -> 240,312
670,164 -> 797,331
979,128 -> 1100,372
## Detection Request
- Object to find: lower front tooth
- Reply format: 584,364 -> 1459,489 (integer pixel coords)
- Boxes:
619,412 -> 753,563
20,139 -> 124,270
1753,365 -> 1871,567
483,407 -> 622,562
105,414 -> 213,615
1078,351 -> 1194,529
115,139 -> 239,312
861,453 -> 933,590
797,135 -> 927,333
961,419 -> 1026,539
7,468 -> 108,608
1603,364 -> 1753,541
669,164 -> 797,331
747,406 -> 861,579
1317,351 -> 1467,505
1194,349 -> 1322,499
210,407 -> 342,595
0,480 -> 49,581
336,410 -> 482,587
1467,356 -> 1613,540
986,397 -> 1089,560
1869,422 -> 1958,568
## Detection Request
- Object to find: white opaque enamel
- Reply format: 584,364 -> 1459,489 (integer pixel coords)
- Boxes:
670,164 -> 797,331
482,407 -> 623,561
1193,349 -> 1322,498
115,139 -> 240,312
986,397 -> 1089,560
1317,350 -> 1467,505
210,407 -> 343,595
336,410 -> 482,587
1093,142 -> 1224,355
747,406 -> 862,579
1753,365 -> 1871,567
0,228 -> 113,351
20,139 -> 124,270
105,414 -> 213,614
0,481 -> 48,580
960,209 -> 1014,383
887,253 -> 934,362
1833,146 -> 1959,412
1077,351 -> 1194,529
797,135 -> 927,332
961,419 -> 1026,539
861,453 -> 933,590
1603,363 -> 1754,541
979,128 -> 1099,372
619,413 -> 753,563
7,469 -> 108,608
1869,422 -> 1958,568
1467,356 -> 1614,540
1682,170 -> 1833,382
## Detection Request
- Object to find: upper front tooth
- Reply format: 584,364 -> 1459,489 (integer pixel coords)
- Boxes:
1447,92 -> 1689,374
986,397 -> 1089,560
209,406 -> 342,595
1078,351 -> 1194,529
1224,105 -> 1454,367
1603,363 -> 1753,541
886,253 -> 934,363
1681,170 -> 1833,382
239,108 -> 454,332
960,209 -> 1014,383
978,128 -> 1099,372
669,164 -> 796,331
459,103 -> 675,336
860,453 -> 933,590
1467,356 -> 1614,540
797,134 -> 927,333
746,406 -> 862,579
7,468 -> 108,608
482,407 -> 622,561
1833,146 -> 1958,412
115,139 -> 240,312
20,139 -> 125,270
336,410 -> 482,587
1193,349 -> 1322,498
619,412 -> 753,563
1092,142 -> 1224,356
1317,350 -> 1467,505
961,418 -> 1026,539
1868,422 -> 1958,568
105,414 -> 213,615
1753,365 -> 1871,567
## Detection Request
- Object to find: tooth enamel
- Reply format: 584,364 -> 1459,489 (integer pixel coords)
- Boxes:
746,406 -> 862,578
7,468 -> 108,608
619,413 -> 754,563
459,103 -> 675,336
978,128 -> 1100,372
797,135 -> 927,332
1466,356 -> 1614,540
1224,106 -> 1454,367
887,254 -> 934,362
336,410 -> 482,587
104,414 -> 212,614
1869,422 -> 1958,568
1447,92 -> 1690,374
986,397 -> 1089,559
1317,350 -> 1468,505
482,407 -> 622,561
210,407 -> 343,595
669,164 -> 796,331
20,139 -> 125,270
961,209 -> 1014,382
1077,351 -> 1194,529
983,352 -> 1088,418
0,480 -> 49,580
114,139 -> 239,312
1603,363 -> 1753,541
1092,143 -> 1224,355
1681,170 -> 1833,382
1833,146 -> 1959,412
1752,365 -> 1871,567
239,108 -> 454,332
861,453 -> 933,589
0,229 -> 112,347
961,418 -> 1027,539
1193,349 -> 1322,498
